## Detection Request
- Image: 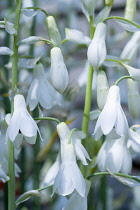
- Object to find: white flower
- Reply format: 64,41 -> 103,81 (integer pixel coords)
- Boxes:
50,47 -> 69,93
120,32 -> 140,60
27,63 -> 61,111
96,131 -> 132,174
93,85 -> 128,139
123,63 -> 140,82
6,94 -> 42,145
63,179 -> 91,210
57,122 -> 91,165
52,144 -> 86,197
87,22 -> 107,69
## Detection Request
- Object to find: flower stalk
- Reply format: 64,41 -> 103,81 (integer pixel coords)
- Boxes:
8,0 -> 21,209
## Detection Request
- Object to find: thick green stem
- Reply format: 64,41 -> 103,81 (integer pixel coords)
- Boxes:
82,65 -> 94,138
8,0 -> 21,209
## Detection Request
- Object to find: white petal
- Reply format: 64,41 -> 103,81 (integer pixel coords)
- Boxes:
24,135 -> 37,144
7,112 -> 20,141
121,147 -> 132,174
13,133 -> 23,149
72,164 -> 86,197
53,164 -> 74,196
19,112 -> 37,137
100,103 -> 117,135
26,79 -> 38,111
115,106 -> 128,136
37,80 -> 56,109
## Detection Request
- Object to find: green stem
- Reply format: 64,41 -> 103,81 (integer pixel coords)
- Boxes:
34,117 -> 60,124
82,65 -> 94,142
68,128 -> 79,144
33,106 -> 40,210
115,76 -> 132,85
87,172 -> 140,182
8,0 -> 21,209
25,7 -> 49,16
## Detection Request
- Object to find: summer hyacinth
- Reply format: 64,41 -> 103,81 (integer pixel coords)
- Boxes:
87,22 -> 107,69
27,63 -> 61,111
96,130 -> 132,174
93,85 -> 128,139
6,94 -> 42,146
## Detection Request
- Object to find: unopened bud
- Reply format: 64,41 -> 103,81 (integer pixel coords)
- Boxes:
97,70 -> 109,110
46,16 -> 61,47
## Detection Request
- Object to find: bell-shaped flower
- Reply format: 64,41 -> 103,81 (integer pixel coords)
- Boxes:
46,16 -> 62,47
97,70 -> 109,110
52,144 -> 86,197
123,64 -> 140,82
93,85 -> 128,139
127,79 -> 140,119
62,179 -> 91,210
27,63 -> 61,111
96,130 -> 132,174
121,32 -> 140,60
6,94 -> 42,145
57,122 -> 91,165
87,22 -> 107,69
50,47 -> 69,93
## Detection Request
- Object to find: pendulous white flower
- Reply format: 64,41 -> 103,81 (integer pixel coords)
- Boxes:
123,63 -> 140,82
87,22 -> 107,69
26,63 -> 61,111
57,122 -> 91,165
6,94 -> 42,145
52,144 -> 86,197
50,47 -> 69,93
93,85 -> 128,139
96,130 -> 132,174
62,179 -> 91,210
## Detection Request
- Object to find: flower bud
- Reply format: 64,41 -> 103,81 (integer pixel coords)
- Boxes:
50,47 -> 69,93
105,0 -> 114,6
46,16 -> 61,47
127,79 -> 140,119
57,122 -> 70,143
123,64 -> 140,82
87,22 -> 107,68
97,70 -> 109,110
124,0 -> 136,21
